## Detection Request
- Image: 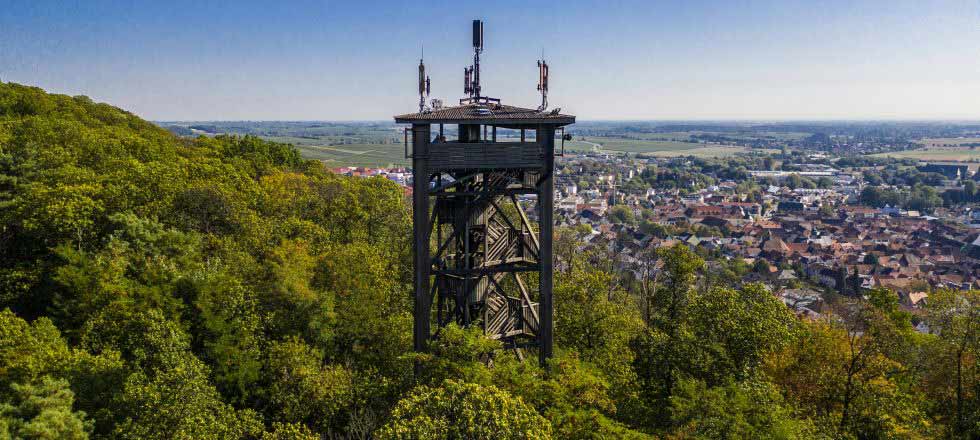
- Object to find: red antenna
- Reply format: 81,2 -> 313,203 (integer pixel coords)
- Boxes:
536,58 -> 549,111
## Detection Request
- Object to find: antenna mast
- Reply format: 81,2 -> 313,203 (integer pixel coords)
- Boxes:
418,46 -> 430,113
471,19 -> 483,98
537,57 -> 549,111
459,20 -> 498,105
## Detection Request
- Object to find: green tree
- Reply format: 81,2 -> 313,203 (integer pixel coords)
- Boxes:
492,355 -> 652,439
669,377 -> 818,439
112,355 -> 264,440
193,271 -> 264,404
51,214 -> 200,336
686,283 -> 797,384
638,220 -> 670,238
766,313 -> 929,439
631,246 -> 797,432
609,205 -> 635,225
261,422 -> 319,440
555,265 -> 643,384
923,289 -> 980,438
0,309 -> 124,437
964,180 -> 977,201
0,377 -> 92,440
78,307 -> 263,439
375,380 -> 551,440
262,337 -> 353,435
630,244 -> 704,428
906,184 -> 942,212
318,242 -> 411,375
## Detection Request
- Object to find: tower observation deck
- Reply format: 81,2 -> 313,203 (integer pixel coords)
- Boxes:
394,21 -> 574,366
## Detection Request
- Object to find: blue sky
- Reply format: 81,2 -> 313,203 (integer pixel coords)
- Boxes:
1,0 -> 978,120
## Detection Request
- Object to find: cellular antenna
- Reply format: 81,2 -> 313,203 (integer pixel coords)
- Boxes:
418,45 -> 430,113
459,20 -> 499,105
471,19 -> 483,98
537,58 -> 549,111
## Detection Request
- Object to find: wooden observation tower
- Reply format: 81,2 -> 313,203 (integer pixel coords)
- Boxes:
394,20 -> 575,366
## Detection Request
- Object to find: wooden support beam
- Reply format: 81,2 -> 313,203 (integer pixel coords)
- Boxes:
511,195 -> 540,253
537,124 -> 555,367
411,124 -> 432,378
513,272 -> 540,328
489,199 -> 539,258
407,120 -> 564,369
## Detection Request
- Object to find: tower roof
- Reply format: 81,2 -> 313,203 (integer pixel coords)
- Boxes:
394,103 -> 575,127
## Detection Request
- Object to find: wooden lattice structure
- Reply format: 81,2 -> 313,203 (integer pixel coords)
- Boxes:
395,104 -> 574,366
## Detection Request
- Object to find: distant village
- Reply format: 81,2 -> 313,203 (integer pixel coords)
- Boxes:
330,153 -> 980,324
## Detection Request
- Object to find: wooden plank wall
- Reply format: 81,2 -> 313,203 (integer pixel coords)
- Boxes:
428,142 -> 542,170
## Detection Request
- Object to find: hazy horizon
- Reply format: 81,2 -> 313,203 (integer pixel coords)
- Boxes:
3,0 -> 978,121
152,118 -> 980,123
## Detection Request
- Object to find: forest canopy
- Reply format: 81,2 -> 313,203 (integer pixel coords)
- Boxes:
0,82 -> 978,439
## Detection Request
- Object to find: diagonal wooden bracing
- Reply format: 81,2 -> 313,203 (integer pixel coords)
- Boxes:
409,122 -> 562,368
424,168 -> 543,348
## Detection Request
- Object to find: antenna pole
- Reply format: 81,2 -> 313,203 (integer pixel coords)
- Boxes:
537,58 -> 549,111
471,20 -> 484,99
418,50 -> 429,113
459,20 -> 499,106
473,46 -> 481,98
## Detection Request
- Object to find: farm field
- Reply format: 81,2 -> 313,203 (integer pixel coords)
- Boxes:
565,136 -> 767,157
871,146 -> 980,162
257,135 -> 408,167
288,137 -> 763,166
916,137 -> 980,147
868,137 -> 980,162
289,142 -> 409,167
156,121 -> 819,165
624,131 -> 809,142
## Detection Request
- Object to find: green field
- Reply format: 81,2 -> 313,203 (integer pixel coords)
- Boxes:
871,139 -> 980,163
262,136 -> 409,167
917,137 -> 980,147
292,143 -> 409,167
163,122 -> 805,166
616,130 -> 809,142
871,148 -> 980,162
276,134 -> 767,166
565,136 -> 766,158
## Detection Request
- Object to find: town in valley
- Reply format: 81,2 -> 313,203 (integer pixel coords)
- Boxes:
161,119 -> 980,323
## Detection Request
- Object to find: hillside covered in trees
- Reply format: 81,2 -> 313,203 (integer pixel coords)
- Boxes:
0,82 -> 977,439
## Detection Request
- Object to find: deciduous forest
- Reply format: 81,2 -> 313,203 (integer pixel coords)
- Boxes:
0,82 -> 977,439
